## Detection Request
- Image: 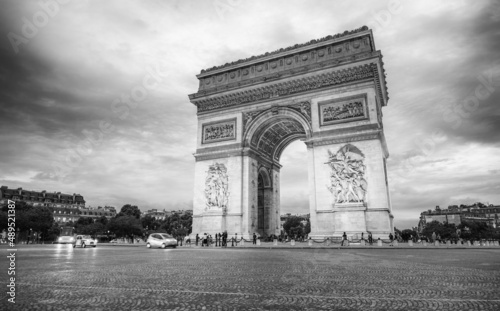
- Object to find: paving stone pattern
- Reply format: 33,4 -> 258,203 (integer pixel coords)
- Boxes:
1,246 -> 500,310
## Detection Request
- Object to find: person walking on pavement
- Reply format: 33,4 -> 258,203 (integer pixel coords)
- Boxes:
389,233 -> 394,246
253,233 -> 257,245
195,234 -> 199,246
341,232 -> 347,246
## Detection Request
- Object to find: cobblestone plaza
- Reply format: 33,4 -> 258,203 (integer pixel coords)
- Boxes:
1,245 -> 500,310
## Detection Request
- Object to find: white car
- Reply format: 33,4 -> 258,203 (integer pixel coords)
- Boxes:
146,233 -> 177,249
73,235 -> 98,248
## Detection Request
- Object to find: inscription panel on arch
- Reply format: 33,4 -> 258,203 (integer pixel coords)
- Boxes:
202,118 -> 237,144
318,94 -> 368,126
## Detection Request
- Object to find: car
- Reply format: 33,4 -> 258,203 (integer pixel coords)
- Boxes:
146,233 -> 177,249
58,235 -> 75,244
110,239 -> 118,243
73,235 -> 98,248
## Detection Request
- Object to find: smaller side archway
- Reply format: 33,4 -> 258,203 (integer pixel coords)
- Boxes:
256,166 -> 272,235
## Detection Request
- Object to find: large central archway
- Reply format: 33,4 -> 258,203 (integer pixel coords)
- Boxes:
242,107 -> 311,237
189,26 -> 393,239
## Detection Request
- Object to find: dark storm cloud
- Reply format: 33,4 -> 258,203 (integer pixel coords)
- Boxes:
0,0 -> 498,226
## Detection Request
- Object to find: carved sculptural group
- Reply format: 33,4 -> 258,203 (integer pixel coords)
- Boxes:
326,145 -> 367,204
205,163 -> 229,212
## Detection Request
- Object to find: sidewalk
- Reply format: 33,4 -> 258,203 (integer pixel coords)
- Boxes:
100,241 -> 500,249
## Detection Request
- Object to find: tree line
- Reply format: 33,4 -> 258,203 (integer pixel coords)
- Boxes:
0,202 -> 192,243
396,220 -> 500,242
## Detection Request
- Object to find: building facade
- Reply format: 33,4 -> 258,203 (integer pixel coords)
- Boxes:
419,204 -> 500,232
0,186 -> 116,224
142,209 -> 193,220
1,186 -> 85,208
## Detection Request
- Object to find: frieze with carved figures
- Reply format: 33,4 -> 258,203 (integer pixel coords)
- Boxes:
195,64 -> 376,113
202,118 -> 236,144
319,94 -> 368,126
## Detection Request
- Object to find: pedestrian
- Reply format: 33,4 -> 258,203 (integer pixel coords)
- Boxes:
202,233 -> 208,247
218,233 -> 222,247
368,232 -> 373,245
341,232 -> 347,246
431,232 -> 436,243
223,231 -> 227,248
389,233 -> 394,246
253,233 -> 257,245
361,232 -> 364,240
196,233 -> 199,246
215,233 -> 218,247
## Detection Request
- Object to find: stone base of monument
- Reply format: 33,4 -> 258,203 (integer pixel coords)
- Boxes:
273,239 -> 277,246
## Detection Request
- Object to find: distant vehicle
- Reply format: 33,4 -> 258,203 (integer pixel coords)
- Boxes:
110,239 -> 118,243
58,226 -> 75,244
146,233 -> 177,249
73,235 -> 97,248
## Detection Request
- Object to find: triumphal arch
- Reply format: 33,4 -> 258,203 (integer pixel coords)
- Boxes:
188,26 -> 393,239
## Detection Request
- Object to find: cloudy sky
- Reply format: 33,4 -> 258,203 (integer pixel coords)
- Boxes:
0,0 -> 499,229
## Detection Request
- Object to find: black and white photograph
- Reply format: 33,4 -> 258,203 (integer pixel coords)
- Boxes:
0,0 -> 499,310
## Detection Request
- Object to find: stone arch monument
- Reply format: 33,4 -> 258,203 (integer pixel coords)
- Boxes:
188,26 -> 393,239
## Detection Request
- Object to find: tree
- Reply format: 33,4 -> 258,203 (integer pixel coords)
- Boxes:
283,216 -> 305,237
117,204 -> 141,219
458,221 -> 490,240
97,215 -> 108,226
1,201 -> 54,241
421,221 -> 457,240
304,220 -> 311,235
141,215 -> 156,230
401,229 -> 417,242
107,215 -> 142,238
